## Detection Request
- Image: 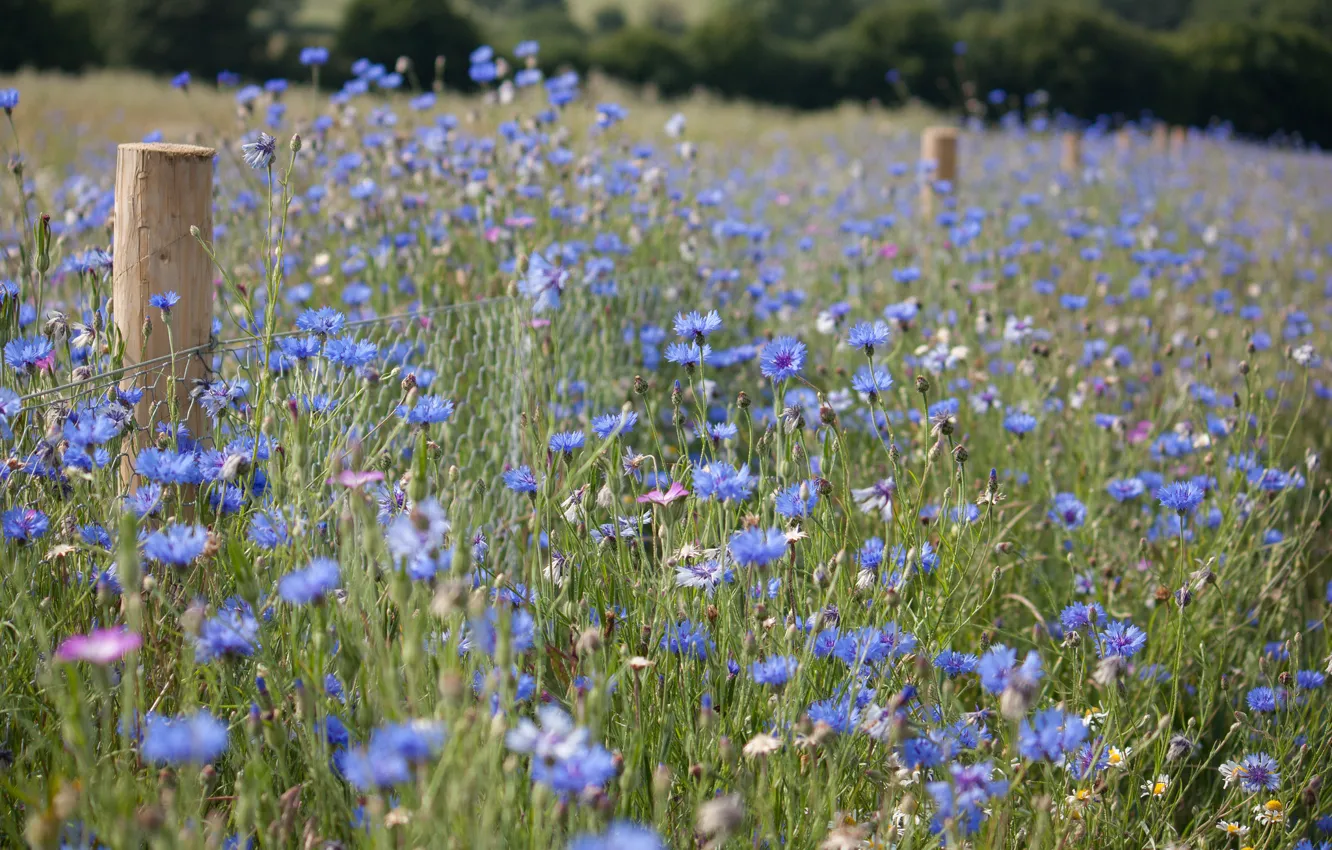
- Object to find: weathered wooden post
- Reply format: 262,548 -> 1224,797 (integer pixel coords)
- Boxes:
920,126 -> 958,216
1060,131 -> 1082,173
1169,125 -> 1187,158
113,143 -> 215,484
1115,128 -> 1133,156
1151,122 -> 1169,155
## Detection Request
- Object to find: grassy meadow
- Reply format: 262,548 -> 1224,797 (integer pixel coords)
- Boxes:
0,63 -> 1330,850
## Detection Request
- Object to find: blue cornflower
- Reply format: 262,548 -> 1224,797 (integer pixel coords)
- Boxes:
749,655 -> 798,687
1003,411 -> 1037,435
470,607 -> 536,657
1236,752 -> 1281,793
2,507 -> 49,542
661,620 -> 713,660
977,645 -> 1043,694
673,310 -> 722,340
140,710 -> 229,765
503,465 -> 538,494
124,483 -> 165,518
664,341 -> 709,370
1105,477 -> 1145,502
143,524 -> 209,566
759,336 -> 806,382
1048,492 -> 1087,530
549,431 -> 585,455
774,481 -> 818,519
531,741 -> 617,795
195,598 -> 259,662
278,558 -> 341,604
135,447 -> 202,485
851,365 -> 893,398
807,695 -> 861,734
1297,670 -> 1326,689
80,524 -> 112,549
1018,708 -> 1089,762
729,527 -> 788,568
901,735 -> 945,768
591,410 -> 637,439
1158,481 -> 1204,514
247,510 -> 290,549
926,761 -> 1008,835
1097,620 -> 1147,658
833,624 -> 916,667
847,320 -> 891,355
1059,601 -> 1106,632
0,89 -> 18,112
241,132 -> 277,169
323,335 -> 379,369
149,291 -> 181,314
338,719 -> 446,790
1246,686 -> 1283,712
278,335 -> 322,360
518,252 -> 569,313
385,498 -> 451,580
296,307 -> 345,336
693,462 -> 755,503
4,335 -> 54,373
568,822 -> 664,850
402,395 -> 455,426
934,649 -> 979,677
300,46 -> 329,66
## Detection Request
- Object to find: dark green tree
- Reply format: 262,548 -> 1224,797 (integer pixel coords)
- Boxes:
1,0 -> 100,71
737,0 -> 865,41
99,0 -> 262,75
335,0 -> 482,90
823,3 -> 958,105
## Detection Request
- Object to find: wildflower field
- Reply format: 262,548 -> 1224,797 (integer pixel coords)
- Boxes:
0,57 -> 1330,850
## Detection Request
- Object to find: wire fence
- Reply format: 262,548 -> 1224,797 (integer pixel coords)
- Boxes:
1,295 -> 527,528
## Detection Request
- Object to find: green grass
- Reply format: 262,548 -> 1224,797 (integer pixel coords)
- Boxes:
0,69 -> 1328,850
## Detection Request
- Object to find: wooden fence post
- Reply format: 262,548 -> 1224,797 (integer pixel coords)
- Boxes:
920,126 -> 958,217
1169,126 -> 1187,158
1115,128 -> 1133,156
1151,122 -> 1169,155
1060,131 -> 1082,173
113,143 -> 215,484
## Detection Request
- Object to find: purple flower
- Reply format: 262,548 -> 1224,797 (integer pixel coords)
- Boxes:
1019,708 -> 1088,762
847,320 -> 891,354
1097,620 -> 1147,658
759,336 -> 806,382
241,132 -> 277,169
729,527 -> 788,568
3,507 -> 49,542
1048,492 -> 1087,530
141,710 -> 229,765
503,465 -> 539,494
977,644 -> 1042,694
749,655 -> 798,687
673,310 -> 722,340
277,558 -> 341,604
55,628 -> 141,665
518,252 -> 570,313
693,462 -> 755,503
195,598 -> 259,662
1236,752 -> 1281,793
143,524 -> 209,566
149,291 -> 181,313
661,620 -> 712,660
1158,481 -> 1204,514
569,821 -> 664,850
1246,686 -> 1283,712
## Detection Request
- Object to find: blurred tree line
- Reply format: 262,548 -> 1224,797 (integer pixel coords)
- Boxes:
5,0 -> 1332,145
